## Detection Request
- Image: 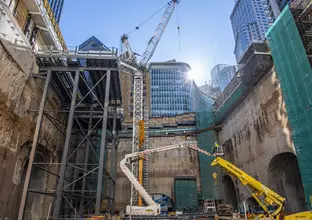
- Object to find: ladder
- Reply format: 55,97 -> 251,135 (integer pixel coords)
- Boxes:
143,103 -> 149,191
203,200 -> 216,213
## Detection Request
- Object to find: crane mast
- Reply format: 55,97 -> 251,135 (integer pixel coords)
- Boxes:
118,0 -> 179,209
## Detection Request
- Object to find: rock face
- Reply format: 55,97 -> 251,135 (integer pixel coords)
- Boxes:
0,42 -> 65,219
218,70 -> 305,212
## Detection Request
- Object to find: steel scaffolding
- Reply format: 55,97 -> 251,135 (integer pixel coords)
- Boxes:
17,47 -> 122,220
290,0 -> 312,65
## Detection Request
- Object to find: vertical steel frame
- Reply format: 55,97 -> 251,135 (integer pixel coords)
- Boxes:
17,70 -> 52,220
17,50 -> 121,219
108,106 -> 118,214
79,106 -> 94,215
95,70 -> 111,213
130,71 -> 144,207
53,70 -> 80,218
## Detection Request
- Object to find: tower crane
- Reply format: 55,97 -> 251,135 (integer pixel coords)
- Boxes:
118,0 -> 179,209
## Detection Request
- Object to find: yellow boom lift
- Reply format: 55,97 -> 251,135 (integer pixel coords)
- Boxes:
211,148 -> 312,220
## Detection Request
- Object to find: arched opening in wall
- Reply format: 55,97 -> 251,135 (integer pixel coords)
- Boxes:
222,175 -> 238,210
268,152 -> 306,213
21,150 -> 48,220
246,197 -> 259,214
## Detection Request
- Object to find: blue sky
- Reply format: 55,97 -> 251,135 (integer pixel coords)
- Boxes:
60,0 -> 236,86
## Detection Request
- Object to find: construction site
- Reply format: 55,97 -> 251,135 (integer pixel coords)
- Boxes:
0,0 -> 312,219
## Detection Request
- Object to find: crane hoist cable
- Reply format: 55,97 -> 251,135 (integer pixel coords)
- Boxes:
176,2 -> 181,51
126,2 -> 170,36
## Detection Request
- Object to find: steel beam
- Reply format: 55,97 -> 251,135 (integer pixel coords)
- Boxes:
130,72 -> 144,208
95,70 -> 111,213
39,66 -> 119,72
17,70 -> 52,220
53,71 -> 80,219
36,53 -> 117,60
108,106 -> 117,214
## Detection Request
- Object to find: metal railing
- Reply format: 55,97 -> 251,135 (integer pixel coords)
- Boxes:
214,74 -> 242,110
36,45 -> 118,57
290,0 -> 312,9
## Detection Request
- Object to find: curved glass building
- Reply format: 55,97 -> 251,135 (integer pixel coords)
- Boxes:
150,60 -> 213,117
211,64 -> 236,92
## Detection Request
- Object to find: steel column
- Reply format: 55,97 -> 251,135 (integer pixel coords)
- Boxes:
53,71 -> 80,219
79,107 -> 94,215
108,106 -> 117,213
95,70 -> 111,213
18,70 -> 52,220
130,71 -> 143,208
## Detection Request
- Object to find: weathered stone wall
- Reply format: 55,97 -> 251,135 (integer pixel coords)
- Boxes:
218,69 -> 305,212
0,42 -> 65,219
113,135 -> 199,211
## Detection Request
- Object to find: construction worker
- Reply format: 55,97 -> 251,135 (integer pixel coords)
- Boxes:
212,142 -> 219,154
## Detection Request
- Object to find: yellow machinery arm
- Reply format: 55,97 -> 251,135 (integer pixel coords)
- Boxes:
211,157 -> 286,219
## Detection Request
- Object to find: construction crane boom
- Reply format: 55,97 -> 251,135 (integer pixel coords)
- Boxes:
120,0 -> 179,70
139,0 -> 179,67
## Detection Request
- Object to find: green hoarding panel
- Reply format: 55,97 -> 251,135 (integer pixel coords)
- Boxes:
266,5 -> 312,209
196,109 -> 222,200
174,179 -> 198,212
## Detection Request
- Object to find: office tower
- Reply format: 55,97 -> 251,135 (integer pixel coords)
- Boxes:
231,0 -> 269,62
211,64 -> 236,92
48,0 -> 64,23
150,60 -> 212,117
263,0 -> 292,25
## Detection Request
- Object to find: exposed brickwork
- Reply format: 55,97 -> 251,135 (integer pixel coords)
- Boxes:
0,42 -> 65,219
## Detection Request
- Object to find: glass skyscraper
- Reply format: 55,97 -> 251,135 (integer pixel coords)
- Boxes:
231,0 -> 269,61
150,60 -> 212,117
48,0 -> 64,23
263,0 -> 291,25
211,64 -> 236,92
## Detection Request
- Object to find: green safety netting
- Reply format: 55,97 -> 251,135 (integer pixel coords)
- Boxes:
196,109 -> 222,200
266,5 -> 312,209
214,84 -> 249,124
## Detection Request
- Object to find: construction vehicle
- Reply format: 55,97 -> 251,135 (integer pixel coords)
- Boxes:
153,194 -> 172,215
120,142 -> 213,215
211,156 -> 312,220
211,157 -> 285,219
118,0 -> 179,209
120,141 -> 312,219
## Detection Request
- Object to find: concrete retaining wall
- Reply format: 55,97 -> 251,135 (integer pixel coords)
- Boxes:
218,69 -> 305,212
